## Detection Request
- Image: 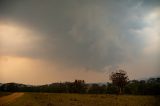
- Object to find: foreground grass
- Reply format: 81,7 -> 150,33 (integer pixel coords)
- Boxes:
0,92 -> 12,97
6,93 -> 160,106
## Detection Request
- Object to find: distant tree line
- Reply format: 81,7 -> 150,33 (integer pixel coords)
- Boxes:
0,80 -> 86,93
0,78 -> 160,95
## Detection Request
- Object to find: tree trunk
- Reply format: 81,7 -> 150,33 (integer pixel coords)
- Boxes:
119,87 -> 122,94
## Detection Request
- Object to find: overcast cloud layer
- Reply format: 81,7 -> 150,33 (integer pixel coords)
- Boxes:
0,0 -> 160,84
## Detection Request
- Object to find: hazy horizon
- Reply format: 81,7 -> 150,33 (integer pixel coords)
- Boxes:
0,0 -> 160,85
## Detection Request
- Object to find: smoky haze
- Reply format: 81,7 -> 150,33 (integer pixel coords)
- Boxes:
0,0 -> 160,84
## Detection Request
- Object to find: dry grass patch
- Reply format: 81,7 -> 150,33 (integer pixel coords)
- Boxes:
5,93 -> 160,106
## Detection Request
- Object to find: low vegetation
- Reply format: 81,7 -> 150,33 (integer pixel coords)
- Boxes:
5,93 -> 160,106
1,77 -> 160,95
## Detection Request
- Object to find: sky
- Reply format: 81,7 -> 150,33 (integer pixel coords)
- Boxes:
0,0 -> 160,85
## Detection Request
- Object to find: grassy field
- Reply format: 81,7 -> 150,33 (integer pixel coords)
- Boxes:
2,93 -> 159,106
0,92 -> 12,97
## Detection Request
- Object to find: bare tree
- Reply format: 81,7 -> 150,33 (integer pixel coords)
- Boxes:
109,69 -> 129,94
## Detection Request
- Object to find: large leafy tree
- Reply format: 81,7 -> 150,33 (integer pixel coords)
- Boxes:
110,69 -> 129,94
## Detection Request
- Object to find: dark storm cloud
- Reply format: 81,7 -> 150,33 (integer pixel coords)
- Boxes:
142,0 -> 160,7
0,0 -> 159,71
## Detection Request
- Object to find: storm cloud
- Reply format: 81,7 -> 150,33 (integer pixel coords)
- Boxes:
0,0 -> 160,84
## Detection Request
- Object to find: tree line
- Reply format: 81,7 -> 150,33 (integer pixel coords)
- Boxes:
0,77 -> 160,95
